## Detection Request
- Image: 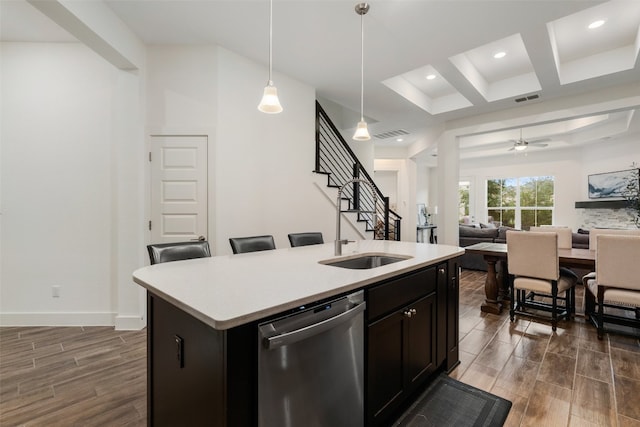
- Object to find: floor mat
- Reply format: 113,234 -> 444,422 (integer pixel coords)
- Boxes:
396,374 -> 512,427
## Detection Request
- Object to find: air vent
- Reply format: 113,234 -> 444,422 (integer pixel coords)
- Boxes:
515,94 -> 540,103
373,129 -> 409,140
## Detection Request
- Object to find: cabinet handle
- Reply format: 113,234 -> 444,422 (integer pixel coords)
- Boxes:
439,268 -> 446,274
174,335 -> 184,368
404,308 -> 417,318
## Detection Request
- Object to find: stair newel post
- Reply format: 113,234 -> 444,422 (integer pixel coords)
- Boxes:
352,164 -> 360,211
315,102 -> 321,173
394,218 -> 401,241
383,196 -> 391,240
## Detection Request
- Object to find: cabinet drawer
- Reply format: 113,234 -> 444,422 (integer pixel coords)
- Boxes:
367,267 -> 436,321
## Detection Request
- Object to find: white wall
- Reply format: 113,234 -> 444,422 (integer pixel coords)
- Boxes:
373,158 -> 417,242
215,47 -> 324,253
146,46 -> 338,255
0,39 -> 360,327
373,170 -> 398,210
1,42 -> 144,327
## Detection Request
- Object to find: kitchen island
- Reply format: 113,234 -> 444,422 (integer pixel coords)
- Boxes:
133,240 -> 464,427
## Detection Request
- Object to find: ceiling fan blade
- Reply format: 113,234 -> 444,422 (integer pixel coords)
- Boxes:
530,142 -> 549,147
528,137 -> 552,144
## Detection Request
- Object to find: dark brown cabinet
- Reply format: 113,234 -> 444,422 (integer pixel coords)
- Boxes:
366,261 -> 459,427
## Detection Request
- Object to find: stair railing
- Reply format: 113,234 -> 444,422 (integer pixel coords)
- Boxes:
315,101 -> 401,240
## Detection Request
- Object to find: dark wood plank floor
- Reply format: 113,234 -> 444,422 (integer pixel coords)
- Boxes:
452,270 -> 640,427
1,270 -> 639,426
0,326 -> 146,426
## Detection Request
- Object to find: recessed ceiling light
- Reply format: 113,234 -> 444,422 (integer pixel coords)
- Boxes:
396,138 -> 404,142
588,19 -> 605,29
425,74 -> 436,80
493,51 -> 506,59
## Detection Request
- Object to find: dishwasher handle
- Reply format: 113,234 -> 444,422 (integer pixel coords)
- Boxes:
263,301 -> 366,350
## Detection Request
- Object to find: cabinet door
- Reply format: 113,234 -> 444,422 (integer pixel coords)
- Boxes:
405,294 -> 437,389
367,310 -> 405,424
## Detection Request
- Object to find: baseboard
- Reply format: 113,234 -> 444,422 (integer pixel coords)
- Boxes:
0,312 -> 116,327
115,314 -> 146,331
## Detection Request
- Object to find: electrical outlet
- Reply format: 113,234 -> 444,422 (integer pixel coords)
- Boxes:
52,285 -> 60,298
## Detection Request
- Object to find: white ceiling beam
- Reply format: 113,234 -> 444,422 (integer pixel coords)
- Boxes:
27,0 -> 144,70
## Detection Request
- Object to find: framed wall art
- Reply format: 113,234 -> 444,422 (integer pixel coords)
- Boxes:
588,168 -> 639,199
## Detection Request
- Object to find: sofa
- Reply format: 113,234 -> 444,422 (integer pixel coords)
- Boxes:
459,224 -> 590,271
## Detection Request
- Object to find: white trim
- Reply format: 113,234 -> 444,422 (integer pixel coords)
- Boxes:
115,314 -> 146,331
0,312 -> 116,327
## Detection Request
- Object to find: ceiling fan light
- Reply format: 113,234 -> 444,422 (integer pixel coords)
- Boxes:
588,19 -> 605,29
514,144 -> 527,151
258,83 -> 283,113
353,120 -> 371,141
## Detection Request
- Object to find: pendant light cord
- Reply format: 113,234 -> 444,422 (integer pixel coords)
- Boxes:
268,0 -> 273,85
360,10 -> 364,121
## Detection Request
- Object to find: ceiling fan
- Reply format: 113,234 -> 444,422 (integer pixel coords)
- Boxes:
508,129 -> 551,152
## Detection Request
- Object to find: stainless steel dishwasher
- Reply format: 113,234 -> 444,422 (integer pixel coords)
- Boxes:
258,290 -> 365,427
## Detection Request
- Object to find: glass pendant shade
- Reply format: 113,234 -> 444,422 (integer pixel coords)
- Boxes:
353,120 -> 371,141
258,83 -> 283,114
353,3 -> 370,141
258,0 -> 282,114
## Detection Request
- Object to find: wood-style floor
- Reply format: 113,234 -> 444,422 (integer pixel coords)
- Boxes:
1,270 -> 639,426
452,270 -> 640,427
0,326 -> 146,426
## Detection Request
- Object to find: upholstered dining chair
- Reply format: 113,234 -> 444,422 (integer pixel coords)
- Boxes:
229,235 -> 276,254
507,231 -> 577,331
147,241 -> 211,265
288,232 -> 324,247
530,226 -> 573,249
584,234 -> 640,339
588,228 -> 640,251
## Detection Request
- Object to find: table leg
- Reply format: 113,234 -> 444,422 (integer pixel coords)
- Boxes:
429,229 -> 435,244
496,260 -> 510,304
481,255 -> 503,314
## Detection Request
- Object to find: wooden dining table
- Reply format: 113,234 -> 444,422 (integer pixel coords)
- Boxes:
463,242 -> 595,314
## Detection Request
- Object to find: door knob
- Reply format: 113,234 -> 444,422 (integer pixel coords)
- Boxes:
191,235 -> 206,241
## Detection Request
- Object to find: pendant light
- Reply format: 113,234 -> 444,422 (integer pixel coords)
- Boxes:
353,3 -> 371,141
258,0 -> 283,114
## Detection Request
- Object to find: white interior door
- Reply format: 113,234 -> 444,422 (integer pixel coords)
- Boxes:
150,136 -> 208,244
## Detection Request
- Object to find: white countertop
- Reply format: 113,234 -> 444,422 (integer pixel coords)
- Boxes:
132,240 -> 464,330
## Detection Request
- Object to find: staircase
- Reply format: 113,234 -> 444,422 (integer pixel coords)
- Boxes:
314,101 -> 402,241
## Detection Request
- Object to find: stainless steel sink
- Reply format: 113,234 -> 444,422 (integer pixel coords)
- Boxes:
320,253 -> 412,270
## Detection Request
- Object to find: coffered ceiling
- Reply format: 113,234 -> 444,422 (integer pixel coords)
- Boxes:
2,0 -> 639,159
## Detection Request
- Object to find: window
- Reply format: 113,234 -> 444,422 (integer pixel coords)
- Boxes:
459,180 -> 470,222
487,176 -> 554,229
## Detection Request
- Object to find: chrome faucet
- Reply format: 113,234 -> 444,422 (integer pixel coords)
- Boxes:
335,178 -> 377,256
